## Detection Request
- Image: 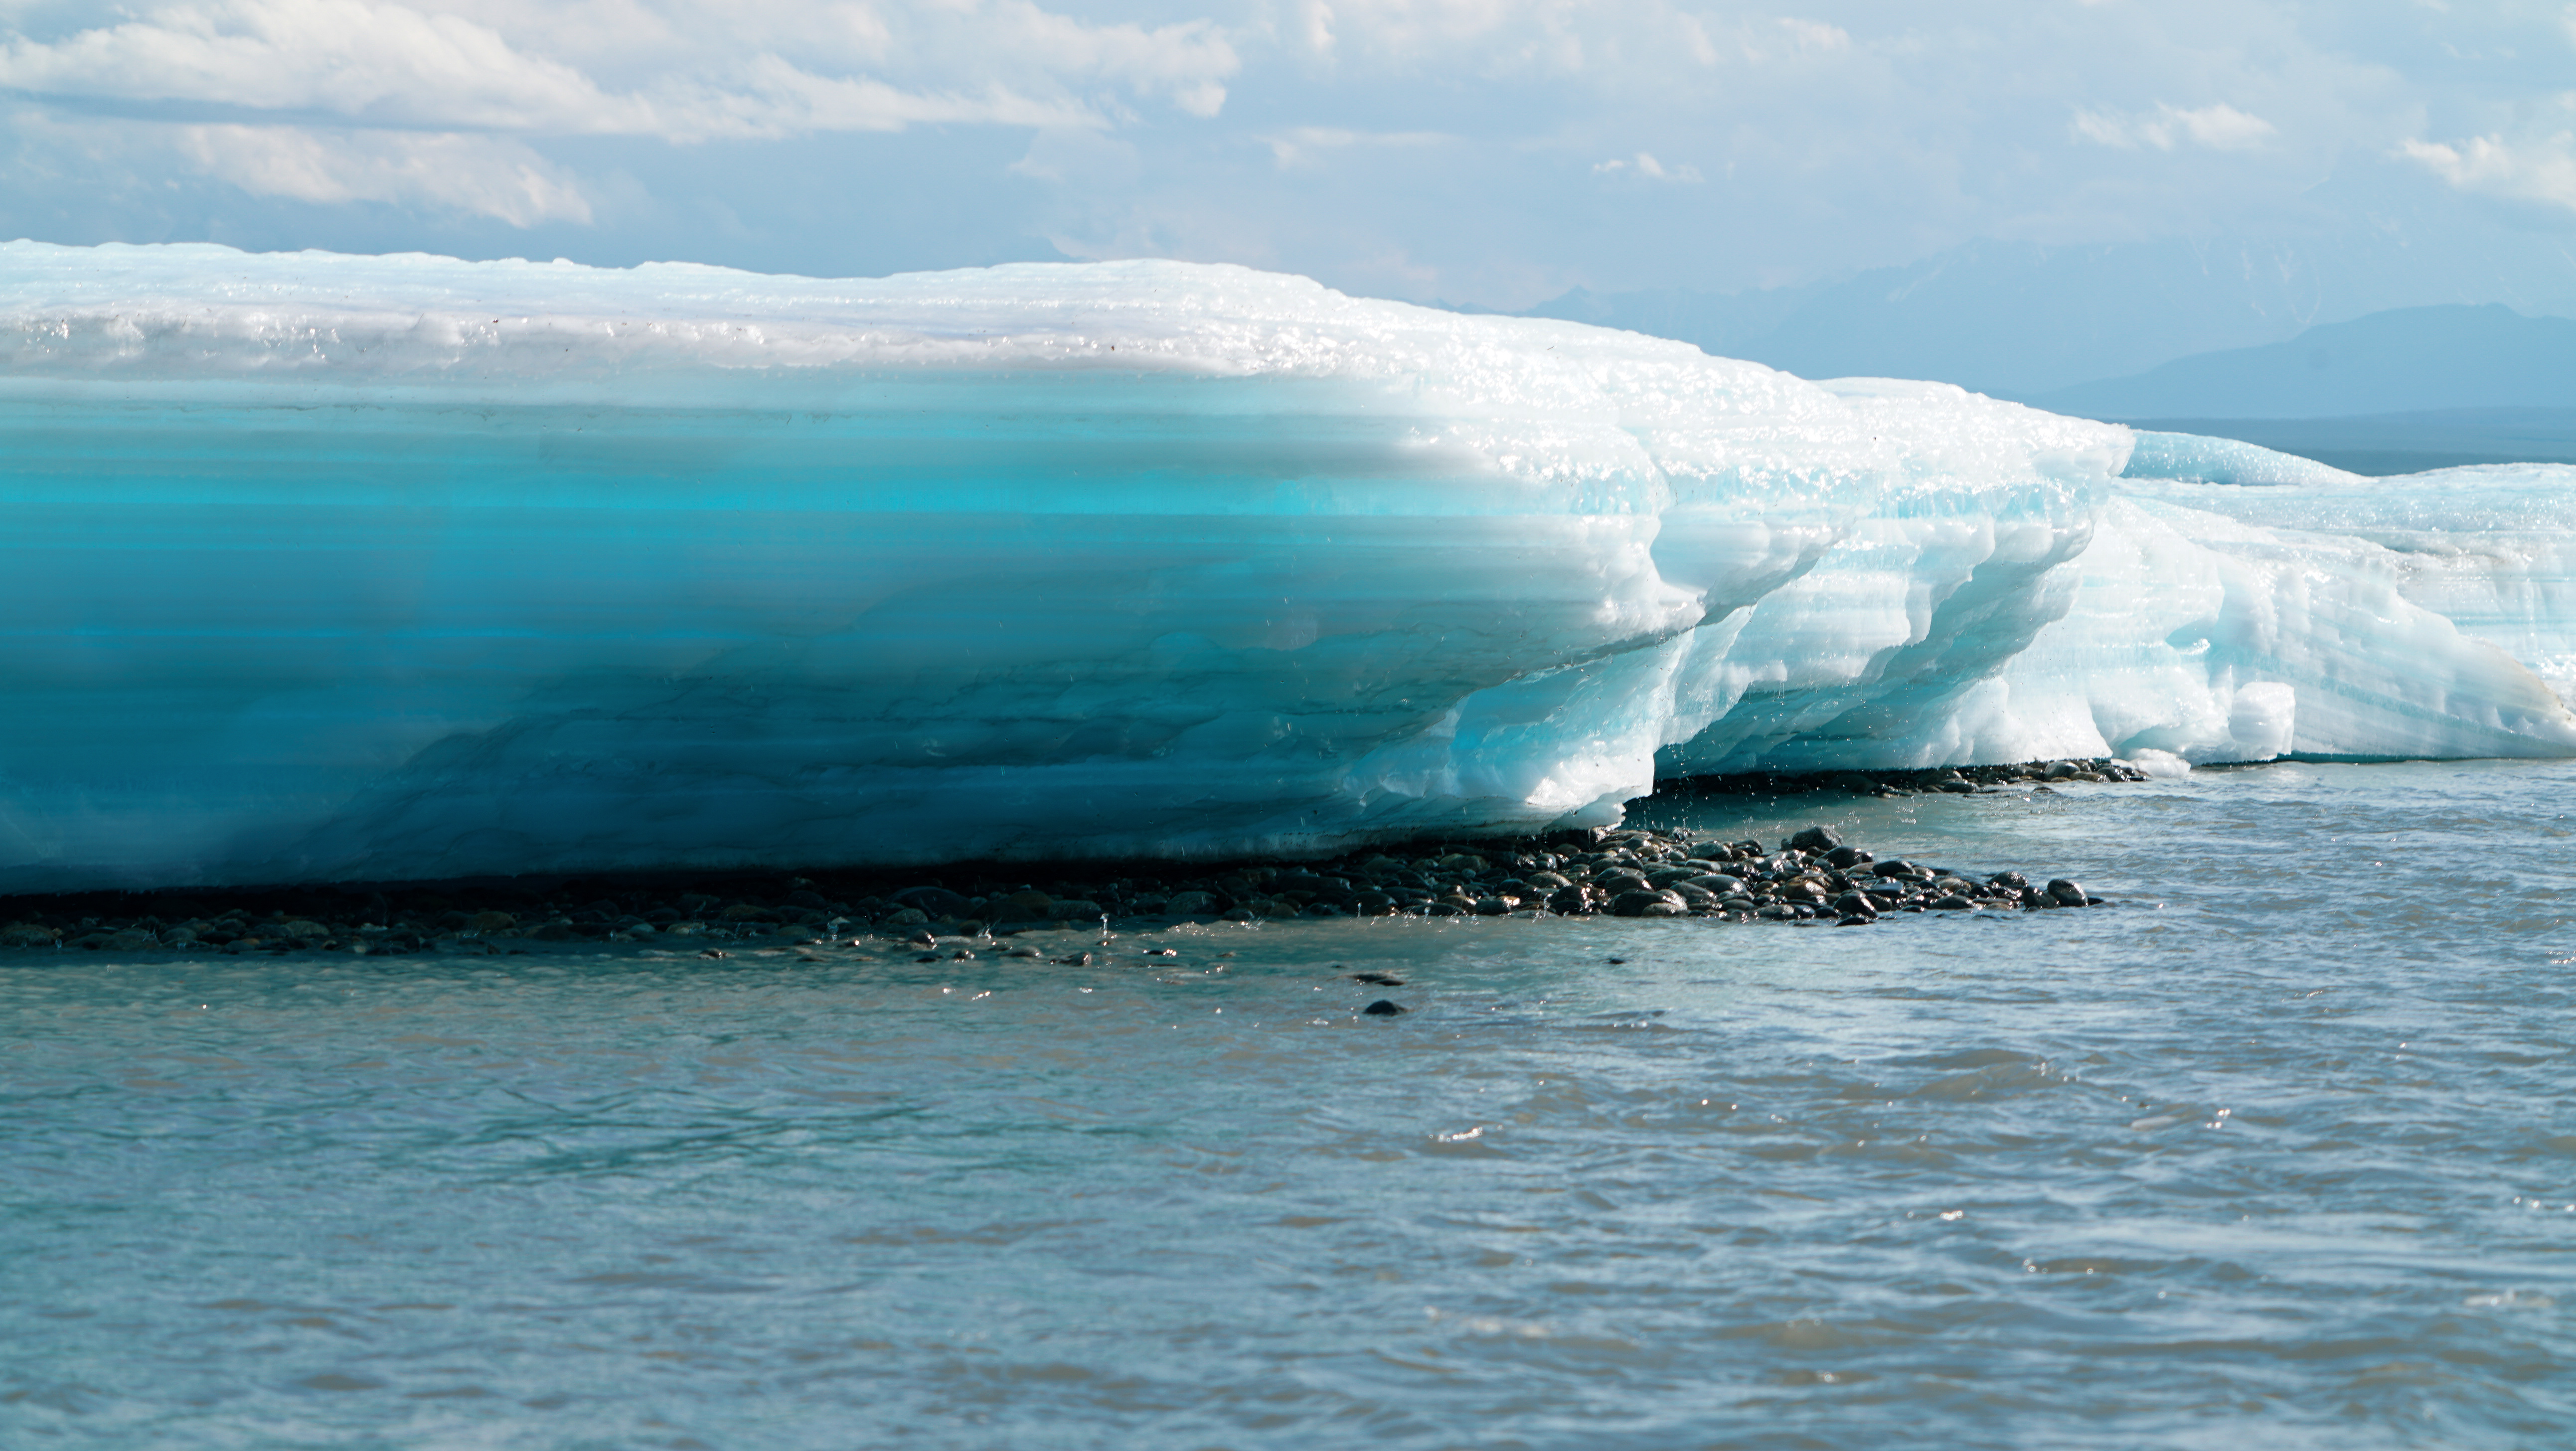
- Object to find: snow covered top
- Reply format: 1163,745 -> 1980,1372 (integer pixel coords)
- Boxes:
0,239 -> 1773,390
0,242 -> 2126,505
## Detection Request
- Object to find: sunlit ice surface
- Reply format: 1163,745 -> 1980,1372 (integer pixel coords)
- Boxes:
6,243 -> 2576,891
6,761 -> 2573,1448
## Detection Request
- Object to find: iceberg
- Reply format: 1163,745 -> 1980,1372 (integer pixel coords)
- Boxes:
2,243 -> 2572,890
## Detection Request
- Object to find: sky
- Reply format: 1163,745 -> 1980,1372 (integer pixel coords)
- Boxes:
3,0 -> 2575,329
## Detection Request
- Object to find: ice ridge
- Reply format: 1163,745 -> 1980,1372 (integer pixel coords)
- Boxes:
2,243 -> 2572,889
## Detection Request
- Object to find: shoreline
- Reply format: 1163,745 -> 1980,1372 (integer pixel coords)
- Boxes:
0,760 -> 2143,957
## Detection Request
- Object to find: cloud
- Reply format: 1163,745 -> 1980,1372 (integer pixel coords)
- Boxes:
0,0 -> 1236,140
1292,2 -> 1849,76
1593,151 -> 1701,182
0,0 -> 1243,225
0,0 -> 645,131
1773,17 -> 1849,54
1261,125 -> 1450,168
710,56 -> 1099,136
2072,101 -> 2278,151
2399,131 -> 2576,218
176,125 -> 595,224
977,0 -> 1238,116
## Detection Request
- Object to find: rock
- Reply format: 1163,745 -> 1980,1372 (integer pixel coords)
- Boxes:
881,907 -> 931,926
1525,871 -> 1572,889
1930,894 -> 1975,910
1362,999 -> 1409,1016
1595,867 -> 1651,891
1046,899 -> 1105,920
0,923 -> 58,948
892,886 -> 972,918
469,910 -> 517,932
1987,871 -> 2028,890
1165,891 -> 1220,916
1349,971 -> 1406,986
1545,886 -> 1594,914
1756,903 -> 1794,919
1611,889 -> 1686,918
1828,771 -> 1881,794
2044,760 -> 2081,779
1645,867 -> 1703,888
1473,896 -> 1519,916
2047,879 -> 2089,907
1823,845 -> 1873,869
992,890 -> 1052,918
2022,888 -> 2058,909
1831,891 -> 1878,918
1786,825 -> 1842,853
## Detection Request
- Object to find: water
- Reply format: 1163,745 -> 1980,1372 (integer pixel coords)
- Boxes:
7,760 -> 2576,1449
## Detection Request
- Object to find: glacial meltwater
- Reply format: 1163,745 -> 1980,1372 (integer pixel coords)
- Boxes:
7,761 -> 2576,1450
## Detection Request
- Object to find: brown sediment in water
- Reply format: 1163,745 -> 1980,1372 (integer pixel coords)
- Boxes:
0,759 -> 2141,958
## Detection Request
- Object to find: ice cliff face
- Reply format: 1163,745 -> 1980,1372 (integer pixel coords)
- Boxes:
3,243 -> 2571,889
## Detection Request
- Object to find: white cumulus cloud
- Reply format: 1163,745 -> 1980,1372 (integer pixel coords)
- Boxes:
2399,131 -> 2576,218
0,0 -> 1244,225
177,125 -> 596,224
0,0 -> 648,131
1261,125 -> 1450,168
2072,101 -> 2277,151
1593,151 -> 1701,182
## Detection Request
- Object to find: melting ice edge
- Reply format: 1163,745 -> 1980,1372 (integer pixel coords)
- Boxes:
6,242 -> 2574,890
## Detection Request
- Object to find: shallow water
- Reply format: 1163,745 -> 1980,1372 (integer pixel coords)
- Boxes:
7,760 -> 2576,1449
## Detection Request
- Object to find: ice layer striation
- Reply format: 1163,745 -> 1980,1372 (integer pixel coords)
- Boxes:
4,243 -> 2573,889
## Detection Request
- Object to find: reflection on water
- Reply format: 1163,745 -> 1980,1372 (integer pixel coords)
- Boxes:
6,761 -> 2576,1448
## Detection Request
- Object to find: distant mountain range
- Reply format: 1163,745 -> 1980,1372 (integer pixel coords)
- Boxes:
2021,305 -> 2576,419
1469,235 -> 2576,400
1460,239 -> 2576,473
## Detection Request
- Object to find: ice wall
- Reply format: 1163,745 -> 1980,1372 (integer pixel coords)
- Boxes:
3,244 -> 2572,889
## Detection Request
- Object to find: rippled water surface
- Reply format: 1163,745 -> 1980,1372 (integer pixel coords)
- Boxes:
8,761 -> 2576,1449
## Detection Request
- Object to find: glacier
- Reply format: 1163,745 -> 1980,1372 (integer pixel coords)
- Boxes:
3,242 -> 2573,890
